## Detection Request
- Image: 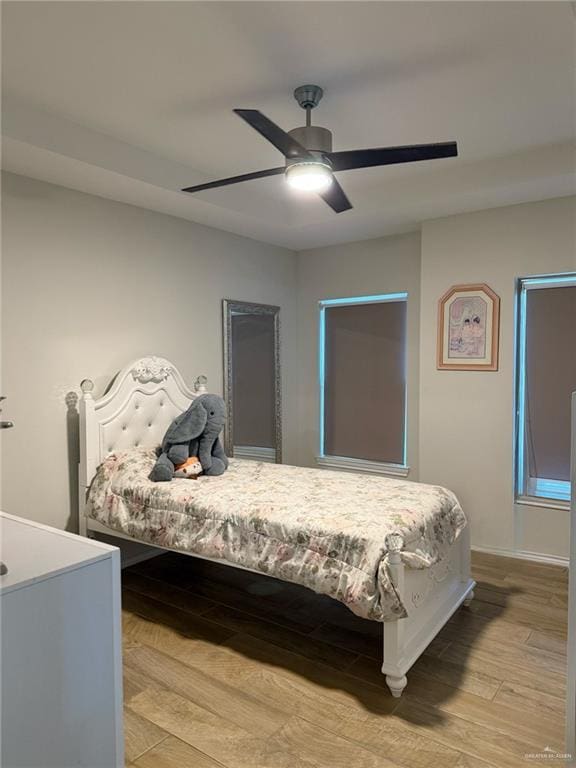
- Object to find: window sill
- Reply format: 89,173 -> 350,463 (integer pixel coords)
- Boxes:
316,455 -> 410,477
515,495 -> 570,512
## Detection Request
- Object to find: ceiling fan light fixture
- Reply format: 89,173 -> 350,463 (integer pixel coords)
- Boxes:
285,161 -> 333,192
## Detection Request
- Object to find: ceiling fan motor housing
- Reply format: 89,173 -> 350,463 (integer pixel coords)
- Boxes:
288,125 -> 333,156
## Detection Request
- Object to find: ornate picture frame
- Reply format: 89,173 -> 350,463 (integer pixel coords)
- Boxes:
437,283 -> 500,371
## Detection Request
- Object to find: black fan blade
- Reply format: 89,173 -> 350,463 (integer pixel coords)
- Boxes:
182,167 -> 285,194
329,142 -> 458,172
318,177 -> 353,213
234,109 -> 311,159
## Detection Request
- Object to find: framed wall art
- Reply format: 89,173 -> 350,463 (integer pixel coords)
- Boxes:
437,283 -> 500,371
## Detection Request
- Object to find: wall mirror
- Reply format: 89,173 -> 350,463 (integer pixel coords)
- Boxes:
222,300 -> 282,463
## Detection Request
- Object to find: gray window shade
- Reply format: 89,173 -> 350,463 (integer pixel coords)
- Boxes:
232,314 -> 275,448
324,300 -> 407,464
525,285 -> 576,482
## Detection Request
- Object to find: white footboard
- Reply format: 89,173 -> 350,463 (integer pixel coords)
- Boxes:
382,525 -> 475,697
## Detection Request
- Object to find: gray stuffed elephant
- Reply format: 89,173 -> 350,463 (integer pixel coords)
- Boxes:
149,394 -> 229,482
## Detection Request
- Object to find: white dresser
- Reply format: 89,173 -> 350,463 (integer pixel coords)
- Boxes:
0,512 -> 124,768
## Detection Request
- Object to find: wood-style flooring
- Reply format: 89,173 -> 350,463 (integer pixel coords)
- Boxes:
121,550 -> 568,767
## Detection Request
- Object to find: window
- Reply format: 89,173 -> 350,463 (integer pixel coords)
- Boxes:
318,293 -> 408,474
516,274 -> 576,504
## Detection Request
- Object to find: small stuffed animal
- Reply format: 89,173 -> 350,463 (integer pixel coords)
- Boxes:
174,456 -> 202,479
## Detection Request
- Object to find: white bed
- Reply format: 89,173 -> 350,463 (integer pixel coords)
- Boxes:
78,355 -> 475,698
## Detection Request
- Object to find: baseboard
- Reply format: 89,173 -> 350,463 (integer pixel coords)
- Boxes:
471,544 -> 568,568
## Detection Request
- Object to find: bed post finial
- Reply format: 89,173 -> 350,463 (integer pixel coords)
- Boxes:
80,379 -> 95,399
194,375 -> 208,395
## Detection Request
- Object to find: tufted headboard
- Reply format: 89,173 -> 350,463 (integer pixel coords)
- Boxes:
78,356 -> 207,531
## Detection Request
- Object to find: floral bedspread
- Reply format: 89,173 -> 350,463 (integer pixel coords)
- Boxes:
86,449 -> 467,621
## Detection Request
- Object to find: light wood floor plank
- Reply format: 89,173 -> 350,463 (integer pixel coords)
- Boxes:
465,596 -> 567,635
332,710 -> 465,768
124,644 -> 290,738
392,699 -> 551,768
129,686 -> 313,768
454,756 -> 502,768
439,610 -> 532,647
270,716 -> 401,768
123,659 -> 155,705
493,680 -> 565,717
441,641 -> 567,696
133,735 -> 224,767
471,552 -> 568,582
403,673 -> 564,750
123,706 -> 169,763
123,610 -> 257,686
526,628 -> 567,656
439,630 -> 567,675
242,666 -> 372,734
473,584 -> 552,610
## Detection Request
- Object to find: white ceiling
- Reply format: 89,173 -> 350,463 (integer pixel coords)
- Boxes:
2,1 -> 575,250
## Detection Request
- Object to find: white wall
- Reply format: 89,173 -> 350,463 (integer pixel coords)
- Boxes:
419,196 -> 576,560
1,171 -> 297,532
296,233 -> 421,476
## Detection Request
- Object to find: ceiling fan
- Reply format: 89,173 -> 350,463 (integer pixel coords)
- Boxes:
181,85 -> 458,213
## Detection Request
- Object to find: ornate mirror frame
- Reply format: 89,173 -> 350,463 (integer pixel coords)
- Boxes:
222,299 -> 282,463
